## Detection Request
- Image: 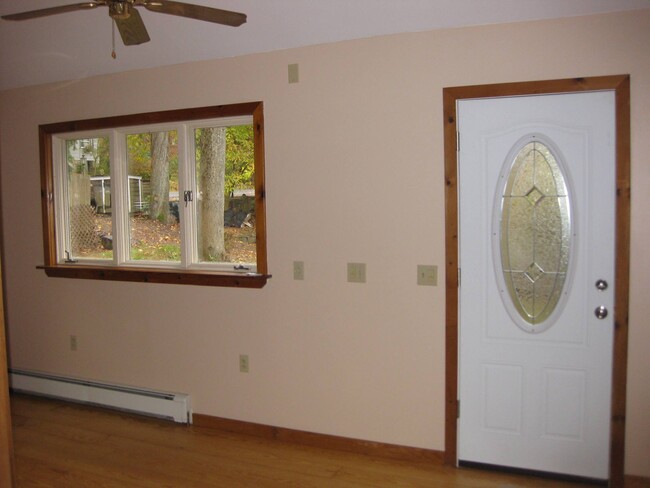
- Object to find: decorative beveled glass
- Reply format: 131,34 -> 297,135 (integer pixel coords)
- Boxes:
499,140 -> 571,329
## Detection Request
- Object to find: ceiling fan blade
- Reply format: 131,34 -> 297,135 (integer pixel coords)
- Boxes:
115,7 -> 150,45
1,2 -> 104,21
142,0 -> 246,27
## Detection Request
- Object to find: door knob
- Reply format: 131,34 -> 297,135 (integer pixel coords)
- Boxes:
595,279 -> 608,291
594,305 -> 608,319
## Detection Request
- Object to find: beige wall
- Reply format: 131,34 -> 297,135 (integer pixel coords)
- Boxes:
1,9 -> 649,476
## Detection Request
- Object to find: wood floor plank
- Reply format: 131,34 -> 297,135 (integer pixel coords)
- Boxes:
11,394 -> 602,487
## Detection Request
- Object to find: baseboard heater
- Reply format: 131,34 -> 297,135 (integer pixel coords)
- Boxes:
9,368 -> 191,424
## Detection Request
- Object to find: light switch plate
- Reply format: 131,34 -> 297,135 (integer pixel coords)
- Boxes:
417,265 -> 438,286
347,262 -> 366,283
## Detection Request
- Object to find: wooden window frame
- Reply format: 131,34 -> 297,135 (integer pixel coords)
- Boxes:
39,101 -> 269,288
443,75 -> 630,486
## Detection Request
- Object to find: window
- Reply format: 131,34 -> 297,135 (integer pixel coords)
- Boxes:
39,102 -> 268,288
495,137 -> 572,332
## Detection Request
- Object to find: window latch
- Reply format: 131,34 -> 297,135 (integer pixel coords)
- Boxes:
234,265 -> 251,271
183,190 -> 193,207
64,251 -> 78,263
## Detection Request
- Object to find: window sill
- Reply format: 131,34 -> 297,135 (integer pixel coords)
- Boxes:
38,265 -> 270,288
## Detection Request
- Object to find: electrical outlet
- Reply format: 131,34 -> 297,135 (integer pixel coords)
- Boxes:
347,262 -> 366,283
293,261 -> 305,280
239,354 -> 250,373
70,335 -> 78,351
417,265 -> 438,286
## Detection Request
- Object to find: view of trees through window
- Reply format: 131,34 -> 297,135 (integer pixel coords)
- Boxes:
64,123 -> 256,265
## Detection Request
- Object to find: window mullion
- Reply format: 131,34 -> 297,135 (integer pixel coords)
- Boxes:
178,124 -> 195,268
112,130 -> 129,265
52,137 -> 69,262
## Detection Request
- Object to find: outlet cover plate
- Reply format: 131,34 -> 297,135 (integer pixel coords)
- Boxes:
239,354 -> 249,373
293,261 -> 304,280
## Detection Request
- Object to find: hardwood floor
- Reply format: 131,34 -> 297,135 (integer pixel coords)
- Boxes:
10,394 -> 607,487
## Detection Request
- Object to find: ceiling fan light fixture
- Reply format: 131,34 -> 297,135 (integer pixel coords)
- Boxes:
2,0 -> 247,43
109,1 -> 131,20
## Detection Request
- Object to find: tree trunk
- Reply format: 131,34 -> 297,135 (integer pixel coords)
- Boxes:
197,127 -> 226,261
149,132 -> 170,223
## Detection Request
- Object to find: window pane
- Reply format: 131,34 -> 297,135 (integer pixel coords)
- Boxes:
500,141 -> 572,327
195,124 -> 256,266
127,130 -> 180,262
65,137 -> 112,259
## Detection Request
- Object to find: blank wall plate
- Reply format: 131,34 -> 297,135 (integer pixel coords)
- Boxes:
288,63 -> 299,83
417,265 -> 438,286
347,262 -> 366,283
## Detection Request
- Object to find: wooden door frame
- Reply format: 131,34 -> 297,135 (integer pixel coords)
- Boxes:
0,130 -> 15,486
1,248 -> 15,487
443,75 -> 631,487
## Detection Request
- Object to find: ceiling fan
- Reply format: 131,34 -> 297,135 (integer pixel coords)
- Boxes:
1,0 -> 247,46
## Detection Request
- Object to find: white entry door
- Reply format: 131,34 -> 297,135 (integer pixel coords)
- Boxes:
458,91 -> 615,480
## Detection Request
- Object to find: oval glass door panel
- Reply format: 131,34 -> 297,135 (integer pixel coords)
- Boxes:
499,139 -> 572,332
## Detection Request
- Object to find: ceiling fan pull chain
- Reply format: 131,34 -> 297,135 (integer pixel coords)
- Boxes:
111,19 -> 117,59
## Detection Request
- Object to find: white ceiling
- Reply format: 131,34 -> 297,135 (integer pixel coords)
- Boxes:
1,0 -> 648,91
